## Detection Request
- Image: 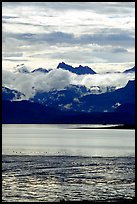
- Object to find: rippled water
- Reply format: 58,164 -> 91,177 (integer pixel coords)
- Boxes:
2,155 -> 135,202
2,125 -> 135,202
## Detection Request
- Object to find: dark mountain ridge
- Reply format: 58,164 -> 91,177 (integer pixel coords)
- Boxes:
57,62 -> 96,75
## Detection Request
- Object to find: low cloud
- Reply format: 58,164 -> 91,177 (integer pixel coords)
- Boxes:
2,67 -> 135,99
2,2 -> 135,71
2,69 -> 72,98
74,72 -> 135,89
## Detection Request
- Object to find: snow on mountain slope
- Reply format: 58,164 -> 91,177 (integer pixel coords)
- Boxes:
2,63 -> 135,100
2,63 -> 135,124
2,86 -> 25,101
14,64 -> 30,73
31,68 -> 52,73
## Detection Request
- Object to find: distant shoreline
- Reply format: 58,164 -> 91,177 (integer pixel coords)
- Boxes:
2,124 -> 135,130
68,124 -> 135,130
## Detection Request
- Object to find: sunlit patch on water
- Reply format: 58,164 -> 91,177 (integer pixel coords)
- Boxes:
2,155 -> 135,202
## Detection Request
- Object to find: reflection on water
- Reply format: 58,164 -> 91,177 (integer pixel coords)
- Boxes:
2,155 -> 135,202
2,124 -> 135,157
2,125 -> 135,202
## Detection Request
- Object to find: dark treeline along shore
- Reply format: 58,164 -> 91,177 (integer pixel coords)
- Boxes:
73,124 -> 135,130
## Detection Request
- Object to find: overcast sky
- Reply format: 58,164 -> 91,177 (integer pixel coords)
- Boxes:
2,2 -> 135,73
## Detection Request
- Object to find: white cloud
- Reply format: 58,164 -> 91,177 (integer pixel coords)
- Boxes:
2,68 -> 135,99
2,69 -> 72,98
2,2 -> 135,72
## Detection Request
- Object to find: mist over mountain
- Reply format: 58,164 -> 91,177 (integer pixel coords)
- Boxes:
31,68 -> 52,74
2,62 -> 135,125
14,64 -> 30,74
2,62 -> 135,98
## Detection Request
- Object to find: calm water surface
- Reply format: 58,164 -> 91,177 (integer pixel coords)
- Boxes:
2,124 -> 135,157
2,124 -> 135,202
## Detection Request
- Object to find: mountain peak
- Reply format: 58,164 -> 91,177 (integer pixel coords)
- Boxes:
14,64 -> 30,74
123,66 -> 135,73
57,62 -> 96,75
57,62 -> 73,69
31,68 -> 51,73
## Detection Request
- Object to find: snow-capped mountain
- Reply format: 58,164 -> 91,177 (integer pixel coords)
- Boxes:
2,86 -> 25,101
2,80 -> 135,124
2,62 -> 135,124
14,64 -> 30,73
30,80 -> 135,113
31,68 -> 52,73
57,62 -> 96,75
30,84 -> 91,110
74,80 -> 135,113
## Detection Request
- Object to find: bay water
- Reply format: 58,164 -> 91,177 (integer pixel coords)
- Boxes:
2,124 -> 135,202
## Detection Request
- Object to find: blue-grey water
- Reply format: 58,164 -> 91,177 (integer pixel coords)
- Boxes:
2,124 -> 135,202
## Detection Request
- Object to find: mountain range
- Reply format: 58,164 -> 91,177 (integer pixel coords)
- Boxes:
14,62 -> 135,75
2,62 -> 135,125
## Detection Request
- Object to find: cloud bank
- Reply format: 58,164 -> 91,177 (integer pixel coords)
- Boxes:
2,68 -> 135,99
2,2 -> 135,72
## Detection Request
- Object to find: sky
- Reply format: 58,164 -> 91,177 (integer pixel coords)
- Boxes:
2,2 -> 135,73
